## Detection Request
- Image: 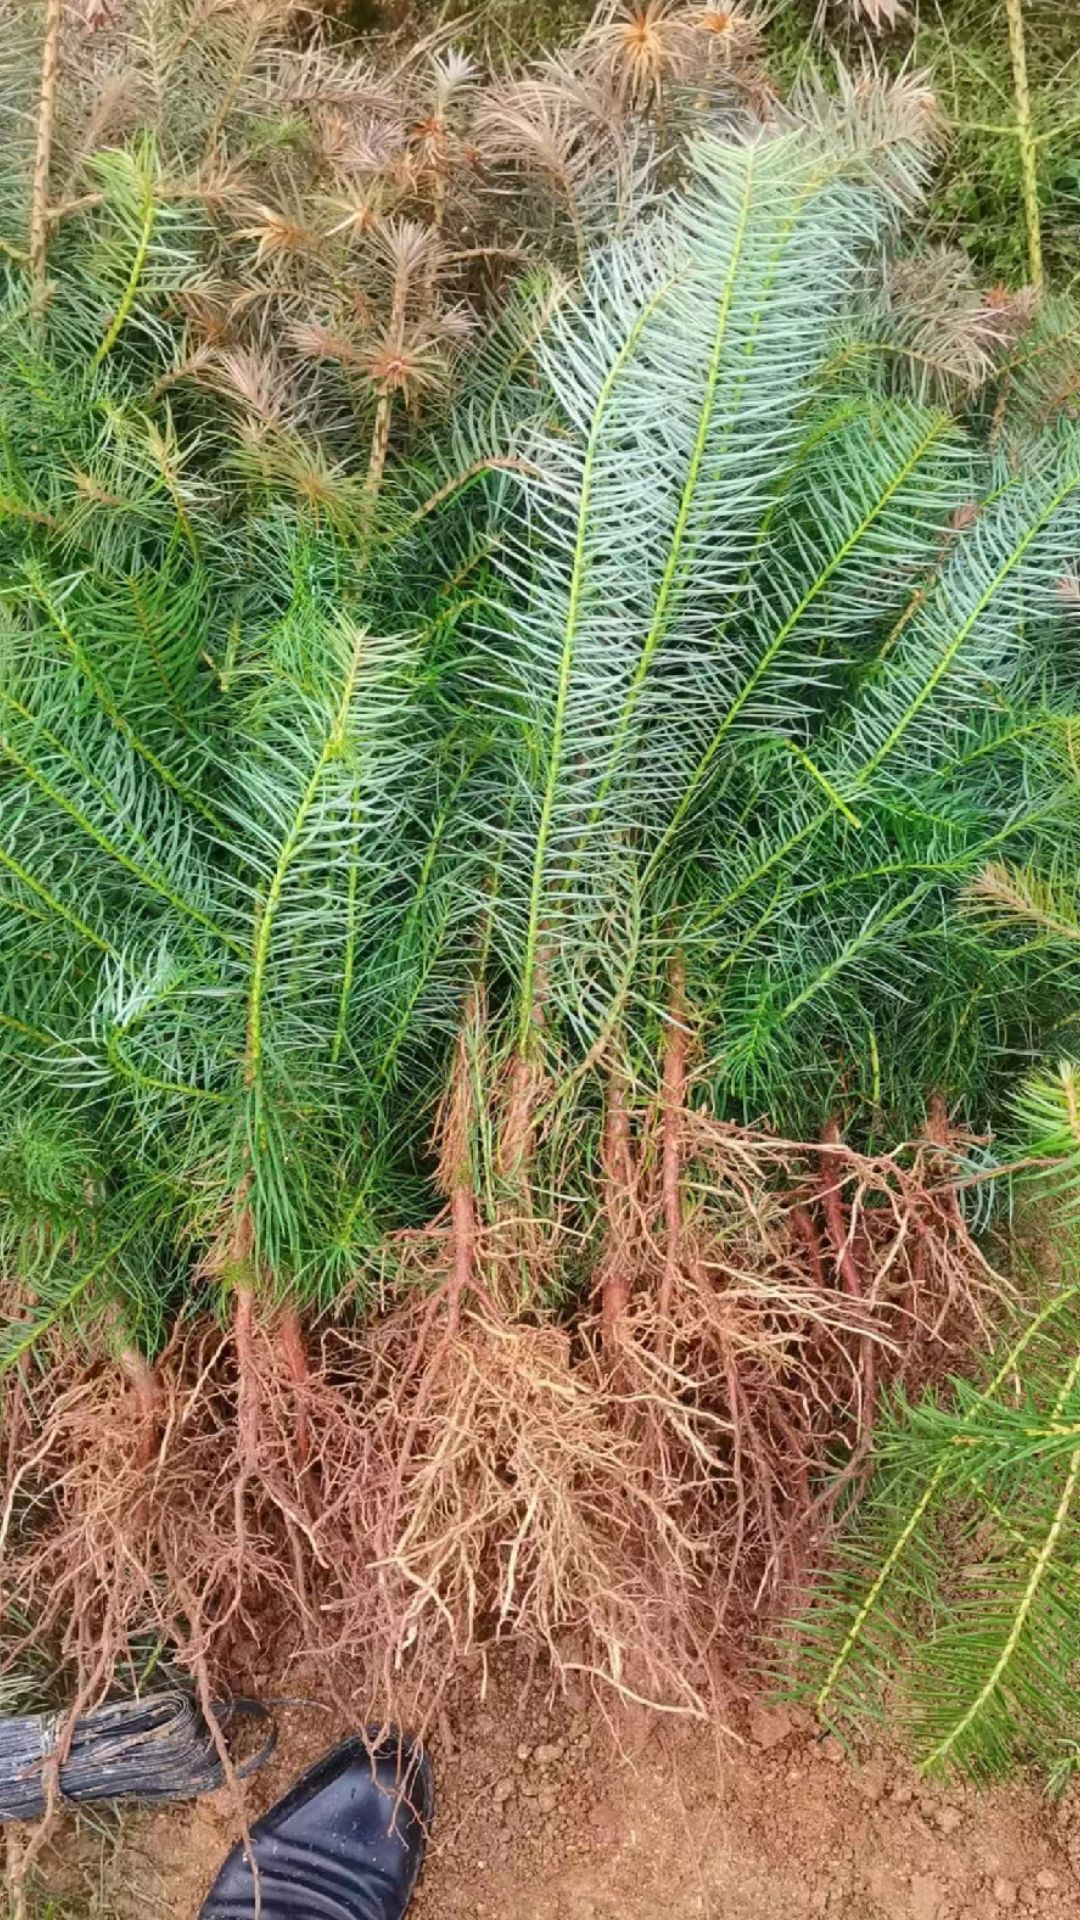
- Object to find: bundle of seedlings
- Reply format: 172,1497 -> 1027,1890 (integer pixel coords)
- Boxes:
0,0 -> 642,1721
347,89 -> 1080,1716
5,1 -> 1080,1747
0,0 -> 728,1713
0,470 -> 482,1713
0,49 -> 480,1695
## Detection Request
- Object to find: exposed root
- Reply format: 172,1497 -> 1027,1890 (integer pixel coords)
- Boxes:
582,1097 -> 1006,1634
359,1241 -> 720,1734
344,1029 -> 1003,1725
0,1076 -> 1006,1738
820,1117 -> 876,1448
0,1311 -> 383,1717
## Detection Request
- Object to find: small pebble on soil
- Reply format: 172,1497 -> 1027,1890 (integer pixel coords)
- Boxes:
908,1872 -> 943,1920
747,1703 -> 794,1751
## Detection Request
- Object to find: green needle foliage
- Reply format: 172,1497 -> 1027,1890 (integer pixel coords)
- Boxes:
471,122 -> 929,1058
450,99 -> 1080,1137
959,852 -> 1080,1207
438,85 -> 956,1103
0,274 -> 468,1372
1,439 -> 474,1335
792,1265 -> 1080,1782
4,32 -> 1080,1358
7,0 -> 1080,1766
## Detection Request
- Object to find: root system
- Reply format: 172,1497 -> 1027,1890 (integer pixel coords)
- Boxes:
0,1102 -> 1005,1736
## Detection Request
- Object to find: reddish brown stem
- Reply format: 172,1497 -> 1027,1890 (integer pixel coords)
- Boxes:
278,1307 -> 312,1472
818,1120 -> 862,1299
658,960 -> 687,1332
498,1049 -> 538,1180
599,1072 -> 632,1350
447,1182 -> 475,1340
118,1346 -> 162,1471
925,1092 -> 967,1232
925,1092 -> 950,1148
3,1341 -> 29,1493
440,996 -> 478,1340
393,1003 -> 479,1486
851,1224 -> 877,1416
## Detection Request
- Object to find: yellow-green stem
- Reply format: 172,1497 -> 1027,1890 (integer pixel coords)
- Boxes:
96,188 -> 156,362
1006,0 -> 1043,290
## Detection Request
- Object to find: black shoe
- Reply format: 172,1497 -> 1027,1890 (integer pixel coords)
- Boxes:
198,1729 -> 433,1920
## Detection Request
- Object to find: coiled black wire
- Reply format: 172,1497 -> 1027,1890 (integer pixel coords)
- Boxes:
0,1692 -> 276,1821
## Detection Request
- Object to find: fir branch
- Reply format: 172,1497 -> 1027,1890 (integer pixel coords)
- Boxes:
29,0 -> 62,295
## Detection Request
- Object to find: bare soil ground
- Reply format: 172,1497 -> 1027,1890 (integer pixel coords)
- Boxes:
26,1652 -> 1080,1920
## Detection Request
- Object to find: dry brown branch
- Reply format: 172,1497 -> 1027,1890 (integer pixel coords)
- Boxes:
30,0 -> 63,294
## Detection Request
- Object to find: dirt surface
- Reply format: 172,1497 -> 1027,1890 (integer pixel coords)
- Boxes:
30,1656 -> 1080,1920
